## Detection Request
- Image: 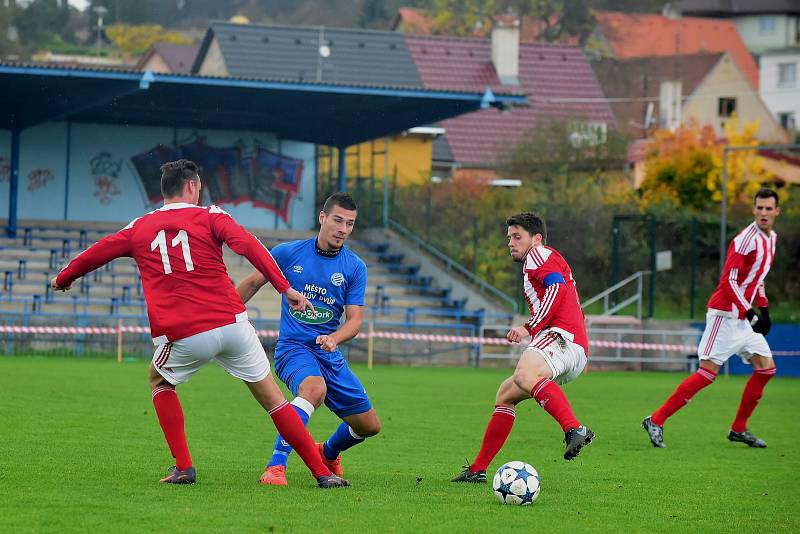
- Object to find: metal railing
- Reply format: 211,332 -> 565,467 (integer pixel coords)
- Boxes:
388,219 -> 518,313
581,270 -> 650,319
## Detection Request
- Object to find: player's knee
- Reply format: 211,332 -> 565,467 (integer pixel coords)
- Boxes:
512,370 -> 538,393
148,365 -> 169,389
357,417 -> 381,437
298,377 -> 327,407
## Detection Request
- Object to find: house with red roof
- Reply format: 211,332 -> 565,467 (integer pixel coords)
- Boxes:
402,18 -> 614,179
592,52 -> 787,142
593,11 -> 760,89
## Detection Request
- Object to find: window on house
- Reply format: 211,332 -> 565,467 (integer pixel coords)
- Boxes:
778,62 -> 797,87
778,112 -> 796,131
759,16 -> 777,35
718,97 -> 737,118
568,122 -> 608,147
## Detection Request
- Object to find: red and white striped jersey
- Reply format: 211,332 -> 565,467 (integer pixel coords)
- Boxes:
522,245 -> 589,354
56,203 -> 290,344
707,222 -> 776,319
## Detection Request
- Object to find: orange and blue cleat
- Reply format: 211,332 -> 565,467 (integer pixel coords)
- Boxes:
260,464 -> 288,486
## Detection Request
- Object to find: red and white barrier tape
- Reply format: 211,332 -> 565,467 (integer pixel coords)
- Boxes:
1,324 -> 798,356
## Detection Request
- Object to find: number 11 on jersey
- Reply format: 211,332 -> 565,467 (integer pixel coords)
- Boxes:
151,229 -> 195,274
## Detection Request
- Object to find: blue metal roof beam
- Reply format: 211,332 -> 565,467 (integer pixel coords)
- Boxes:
0,65 -> 527,146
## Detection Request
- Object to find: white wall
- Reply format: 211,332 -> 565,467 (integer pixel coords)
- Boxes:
760,51 -> 800,132
735,15 -> 800,54
0,121 -> 317,230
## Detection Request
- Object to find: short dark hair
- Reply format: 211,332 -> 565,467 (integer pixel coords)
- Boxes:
506,212 -> 547,242
323,192 -> 357,213
754,187 -> 779,206
160,159 -> 199,199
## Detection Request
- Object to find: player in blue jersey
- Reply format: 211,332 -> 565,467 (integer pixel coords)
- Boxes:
237,192 -> 381,486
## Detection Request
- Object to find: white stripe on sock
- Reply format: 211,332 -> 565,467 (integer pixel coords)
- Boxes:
348,426 -> 365,441
290,396 -> 315,417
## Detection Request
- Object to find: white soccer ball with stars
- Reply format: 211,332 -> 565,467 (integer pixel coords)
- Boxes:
492,461 -> 541,505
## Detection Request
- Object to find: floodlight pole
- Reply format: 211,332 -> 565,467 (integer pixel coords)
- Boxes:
718,143 -> 800,276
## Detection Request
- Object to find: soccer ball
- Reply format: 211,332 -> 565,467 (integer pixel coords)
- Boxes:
492,461 -> 541,505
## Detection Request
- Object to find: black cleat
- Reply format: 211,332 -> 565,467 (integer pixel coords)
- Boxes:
160,465 -> 196,484
642,416 -> 666,448
727,429 -> 767,448
564,425 -> 594,460
317,474 -> 350,488
450,466 -> 487,483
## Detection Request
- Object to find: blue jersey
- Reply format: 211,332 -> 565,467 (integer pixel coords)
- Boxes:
271,237 -> 367,352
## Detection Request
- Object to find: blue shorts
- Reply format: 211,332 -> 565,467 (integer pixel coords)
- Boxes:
274,344 -> 372,419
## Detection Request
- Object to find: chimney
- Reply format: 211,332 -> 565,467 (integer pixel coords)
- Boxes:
491,15 -> 520,86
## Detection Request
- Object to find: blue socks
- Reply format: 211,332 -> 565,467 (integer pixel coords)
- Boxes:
323,422 -> 364,460
268,397 -> 314,468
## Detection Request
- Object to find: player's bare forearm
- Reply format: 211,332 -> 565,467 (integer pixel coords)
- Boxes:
318,306 -> 363,351
236,270 -> 267,304
330,315 -> 363,345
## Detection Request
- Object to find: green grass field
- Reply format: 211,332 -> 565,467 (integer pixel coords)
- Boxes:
1,356 -> 798,533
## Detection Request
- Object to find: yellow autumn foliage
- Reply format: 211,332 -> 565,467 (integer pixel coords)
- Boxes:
642,117 -> 778,211
106,24 -> 192,57
707,116 -> 772,205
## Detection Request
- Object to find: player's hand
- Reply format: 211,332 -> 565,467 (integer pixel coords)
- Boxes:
506,325 -> 530,344
50,276 -> 71,292
316,334 -> 338,352
284,287 -> 315,315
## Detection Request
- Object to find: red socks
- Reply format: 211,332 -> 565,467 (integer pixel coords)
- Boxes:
269,401 -> 331,479
470,406 -> 516,472
731,367 -> 776,432
152,385 -> 192,471
531,378 -> 580,432
651,368 -> 717,426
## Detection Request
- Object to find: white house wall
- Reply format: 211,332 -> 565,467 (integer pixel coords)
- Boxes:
760,51 -> 800,130
735,15 -> 800,54
0,122 -> 317,231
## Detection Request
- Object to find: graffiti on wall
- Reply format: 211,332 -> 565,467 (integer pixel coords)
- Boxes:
130,137 -> 303,221
27,169 -> 54,191
90,152 -> 123,204
0,157 -> 9,183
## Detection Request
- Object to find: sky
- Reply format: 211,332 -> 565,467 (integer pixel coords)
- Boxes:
68,0 -> 89,11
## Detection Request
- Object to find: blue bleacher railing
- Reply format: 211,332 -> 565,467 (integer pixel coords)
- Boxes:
387,219 -> 518,314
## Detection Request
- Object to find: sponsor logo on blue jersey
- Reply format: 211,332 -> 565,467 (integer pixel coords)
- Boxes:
290,304 -> 335,325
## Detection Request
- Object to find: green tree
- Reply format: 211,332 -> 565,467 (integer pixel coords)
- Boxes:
418,0 -> 596,45
13,0 -> 70,47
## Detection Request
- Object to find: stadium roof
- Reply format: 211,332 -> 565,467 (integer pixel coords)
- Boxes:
0,63 -> 526,148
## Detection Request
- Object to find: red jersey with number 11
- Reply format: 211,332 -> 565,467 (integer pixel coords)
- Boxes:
56,203 -> 290,343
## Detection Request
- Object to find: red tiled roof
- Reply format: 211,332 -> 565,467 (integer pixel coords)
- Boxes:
405,35 -> 615,166
595,12 -> 759,89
